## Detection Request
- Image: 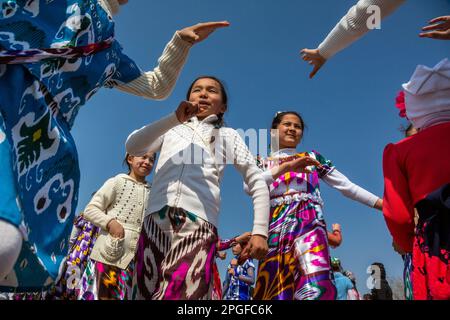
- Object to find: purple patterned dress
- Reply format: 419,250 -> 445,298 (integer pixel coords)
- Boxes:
253,149 -> 337,300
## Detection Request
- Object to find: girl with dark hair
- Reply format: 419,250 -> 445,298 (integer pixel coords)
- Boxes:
126,76 -> 269,299
253,111 -> 382,300
0,0 -> 229,293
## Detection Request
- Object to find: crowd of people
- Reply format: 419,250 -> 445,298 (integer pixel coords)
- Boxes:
0,0 -> 449,301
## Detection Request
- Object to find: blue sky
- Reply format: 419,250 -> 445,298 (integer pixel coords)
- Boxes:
72,0 -> 450,296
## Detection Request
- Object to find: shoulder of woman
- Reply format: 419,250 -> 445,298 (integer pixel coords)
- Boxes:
382,143 -> 398,159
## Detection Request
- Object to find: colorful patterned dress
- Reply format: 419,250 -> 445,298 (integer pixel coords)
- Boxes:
0,0 -> 141,292
132,206 -> 218,300
253,149 -> 337,300
52,215 -> 100,300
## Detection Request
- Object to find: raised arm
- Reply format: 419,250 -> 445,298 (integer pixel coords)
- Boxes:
116,22 -> 230,99
322,168 -> 382,210
301,0 -> 405,78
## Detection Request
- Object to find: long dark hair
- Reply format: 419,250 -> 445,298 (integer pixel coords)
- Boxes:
186,76 -> 228,128
271,111 -> 306,130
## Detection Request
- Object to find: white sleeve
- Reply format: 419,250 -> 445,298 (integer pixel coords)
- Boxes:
231,132 -> 269,238
318,0 -> 405,59
115,32 -> 192,100
243,168 -> 273,194
125,112 -> 180,156
322,169 -> 379,207
83,178 -> 117,230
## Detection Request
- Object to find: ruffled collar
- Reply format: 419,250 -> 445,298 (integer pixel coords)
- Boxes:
270,148 -> 298,157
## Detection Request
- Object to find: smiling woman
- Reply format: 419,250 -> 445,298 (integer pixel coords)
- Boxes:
253,111 -> 382,300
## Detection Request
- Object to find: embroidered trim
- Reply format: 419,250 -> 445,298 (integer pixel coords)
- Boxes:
270,192 -> 324,207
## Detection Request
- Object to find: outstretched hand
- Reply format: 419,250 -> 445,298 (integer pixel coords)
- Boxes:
175,101 -> 198,123
419,15 -> 450,40
272,155 -> 321,180
300,48 -> 327,79
178,21 -> 230,45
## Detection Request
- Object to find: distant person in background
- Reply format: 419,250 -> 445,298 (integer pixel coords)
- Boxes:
222,239 -> 255,300
212,232 -> 252,300
331,257 -> 354,300
369,262 -> 393,300
344,270 -> 361,300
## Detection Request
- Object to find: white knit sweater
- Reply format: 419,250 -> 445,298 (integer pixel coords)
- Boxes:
84,174 -> 150,269
318,0 -> 406,59
98,0 -> 193,100
126,113 -> 270,237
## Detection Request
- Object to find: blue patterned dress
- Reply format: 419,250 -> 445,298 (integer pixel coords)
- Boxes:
0,0 -> 141,292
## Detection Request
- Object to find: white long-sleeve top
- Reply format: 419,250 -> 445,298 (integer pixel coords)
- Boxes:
98,0 -> 193,100
126,113 -> 270,237
260,149 -> 379,208
318,0 -> 406,59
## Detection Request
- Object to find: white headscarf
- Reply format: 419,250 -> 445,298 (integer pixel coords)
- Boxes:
403,58 -> 450,130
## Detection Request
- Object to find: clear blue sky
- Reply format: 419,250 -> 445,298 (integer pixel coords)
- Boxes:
72,0 -> 450,296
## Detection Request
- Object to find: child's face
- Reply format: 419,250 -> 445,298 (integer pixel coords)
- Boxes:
127,152 -> 155,178
276,114 -> 303,149
231,243 -> 242,256
189,78 -> 226,121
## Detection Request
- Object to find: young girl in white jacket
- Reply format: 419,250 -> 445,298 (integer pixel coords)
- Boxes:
126,76 -> 270,300
76,151 -> 156,300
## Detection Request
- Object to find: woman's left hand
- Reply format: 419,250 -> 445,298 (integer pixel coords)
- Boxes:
178,21 -> 230,45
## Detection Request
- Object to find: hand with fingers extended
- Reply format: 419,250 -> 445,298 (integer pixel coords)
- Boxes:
272,155 -> 321,180
178,21 -> 230,45
300,48 -> 327,79
241,234 -> 268,261
175,101 -> 199,123
420,15 -> 450,40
